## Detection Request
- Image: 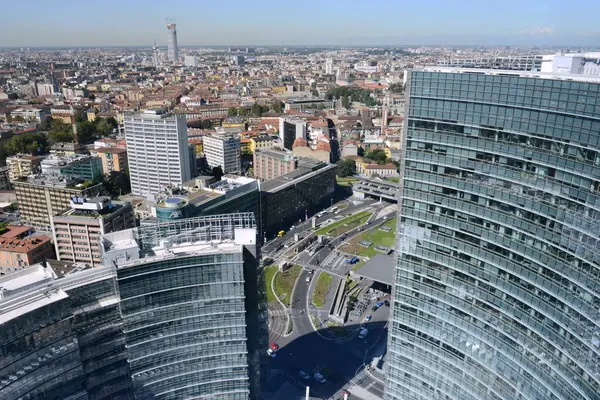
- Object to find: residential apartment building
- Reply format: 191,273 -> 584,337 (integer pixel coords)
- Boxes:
279,118 -> 306,150
250,136 -> 278,152
13,175 -> 103,231
260,162 -> 336,238
124,109 -> 192,196
52,197 -> 135,267
203,132 -> 241,173
0,166 -> 10,189
102,213 -> 260,398
0,234 -> 54,274
96,147 -> 129,174
385,68 -> 600,400
253,150 -> 298,181
6,154 -> 43,181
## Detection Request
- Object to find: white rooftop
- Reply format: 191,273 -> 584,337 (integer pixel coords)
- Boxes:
421,66 -> 600,84
0,264 -> 56,293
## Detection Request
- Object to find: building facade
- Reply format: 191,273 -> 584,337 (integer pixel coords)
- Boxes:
0,264 -> 133,400
0,234 -> 54,274
13,176 -> 103,231
253,150 -> 298,181
6,155 -> 43,181
102,214 -> 260,399
41,154 -> 104,181
0,166 -> 10,190
386,68 -> 600,400
52,197 -> 135,267
260,162 -> 336,238
203,133 -> 241,174
124,109 -> 192,196
96,147 -> 129,174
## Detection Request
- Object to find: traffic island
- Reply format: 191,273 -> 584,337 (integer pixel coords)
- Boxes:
273,265 -> 302,306
312,271 -> 333,308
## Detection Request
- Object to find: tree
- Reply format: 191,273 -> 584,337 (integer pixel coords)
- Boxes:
237,107 -> 247,117
5,115 -> 12,123
38,118 -> 52,131
48,120 -> 74,144
96,118 -> 114,137
7,93 -> 18,100
251,103 -> 264,117
270,101 -> 283,113
227,107 -> 237,117
77,121 -> 96,142
246,168 -> 254,177
389,83 -> 403,93
103,171 -> 131,197
366,149 -> 389,165
342,95 -> 350,109
336,158 -> 356,177
89,93 -> 96,100
311,89 -> 319,97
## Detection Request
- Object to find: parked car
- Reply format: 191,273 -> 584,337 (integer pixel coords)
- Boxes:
306,276 -> 311,282
270,342 -> 279,351
384,300 -> 390,307
365,314 -> 372,322
314,372 -> 326,383
267,349 -> 276,358
299,370 -> 310,380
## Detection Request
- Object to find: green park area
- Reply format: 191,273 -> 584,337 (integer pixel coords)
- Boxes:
312,271 -> 333,308
336,176 -> 358,187
315,210 -> 372,236
263,265 -> 278,304
340,217 -> 397,262
273,265 -> 303,306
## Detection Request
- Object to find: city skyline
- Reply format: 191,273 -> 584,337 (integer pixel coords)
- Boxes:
1,0 -> 600,47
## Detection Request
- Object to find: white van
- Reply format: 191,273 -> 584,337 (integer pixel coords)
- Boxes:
358,328 -> 369,339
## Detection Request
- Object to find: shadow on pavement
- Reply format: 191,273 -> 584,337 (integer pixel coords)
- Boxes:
261,320 -> 388,400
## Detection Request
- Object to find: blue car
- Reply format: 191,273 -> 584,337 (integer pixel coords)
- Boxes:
365,314 -> 372,322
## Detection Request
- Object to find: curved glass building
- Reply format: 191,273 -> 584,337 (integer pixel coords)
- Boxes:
386,68 -> 600,400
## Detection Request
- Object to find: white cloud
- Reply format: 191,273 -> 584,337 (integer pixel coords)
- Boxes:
519,27 -> 553,36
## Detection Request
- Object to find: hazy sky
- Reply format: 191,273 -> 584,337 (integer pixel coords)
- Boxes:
1,0 -> 599,47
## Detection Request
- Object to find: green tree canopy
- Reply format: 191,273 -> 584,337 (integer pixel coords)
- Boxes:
251,103 -> 265,117
325,86 -> 377,107
365,149 -> 389,165
227,107 -> 237,117
269,101 -> 283,113
336,158 -> 357,177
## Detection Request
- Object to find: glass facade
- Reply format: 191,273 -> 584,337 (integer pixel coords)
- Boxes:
386,70 -> 600,400
117,253 -> 252,399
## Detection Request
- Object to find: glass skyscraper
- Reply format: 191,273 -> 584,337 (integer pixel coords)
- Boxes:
386,68 -> 600,400
0,213 -> 260,400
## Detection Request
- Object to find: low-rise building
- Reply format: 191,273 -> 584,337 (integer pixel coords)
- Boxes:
6,155 -> 43,181
250,136 -> 278,152
0,234 -> 54,274
10,108 -> 47,122
52,196 -> 135,267
40,154 -> 104,181
96,147 -> 129,174
284,98 -> 334,111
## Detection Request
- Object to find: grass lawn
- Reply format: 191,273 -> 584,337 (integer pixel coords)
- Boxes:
384,176 -> 400,183
263,265 -> 278,304
315,210 -> 372,236
312,271 -> 333,308
340,217 -> 396,259
273,265 -> 303,306
336,176 -> 359,187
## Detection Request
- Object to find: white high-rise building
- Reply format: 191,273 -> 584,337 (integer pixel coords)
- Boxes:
184,55 -> 197,67
166,22 -> 179,62
203,133 -> 241,174
124,109 -> 191,196
325,58 -> 334,74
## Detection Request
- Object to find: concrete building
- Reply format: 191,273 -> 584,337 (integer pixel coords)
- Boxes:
362,163 -> 397,177
184,55 -> 198,67
203,132 -> 241,173
250,136 -> 278,153
36,82 -> 56,96
6,154 -> 43,181
233,55 -> 245,66
124,109 -> 192,196
325,58 -> 334,74
260,162 -> 336,239
166,22 -> 179,62
40,154 -> 104,181
0,167 -> 10,190
541,53 -> 600,76
96,147 -> 129,174
279,118 -> 306,150
253,150 -> 298,181
52,197 -> 135,267
437,55 -> 544,71
13,175 -> 103,231
385,67 -> 600,400
0,264 -> 133,400
102,213 -> 260,398
10,108 -> 47,122
292,139 -> 331,163
284,98 -> 334,111
0,234 -> 54,274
